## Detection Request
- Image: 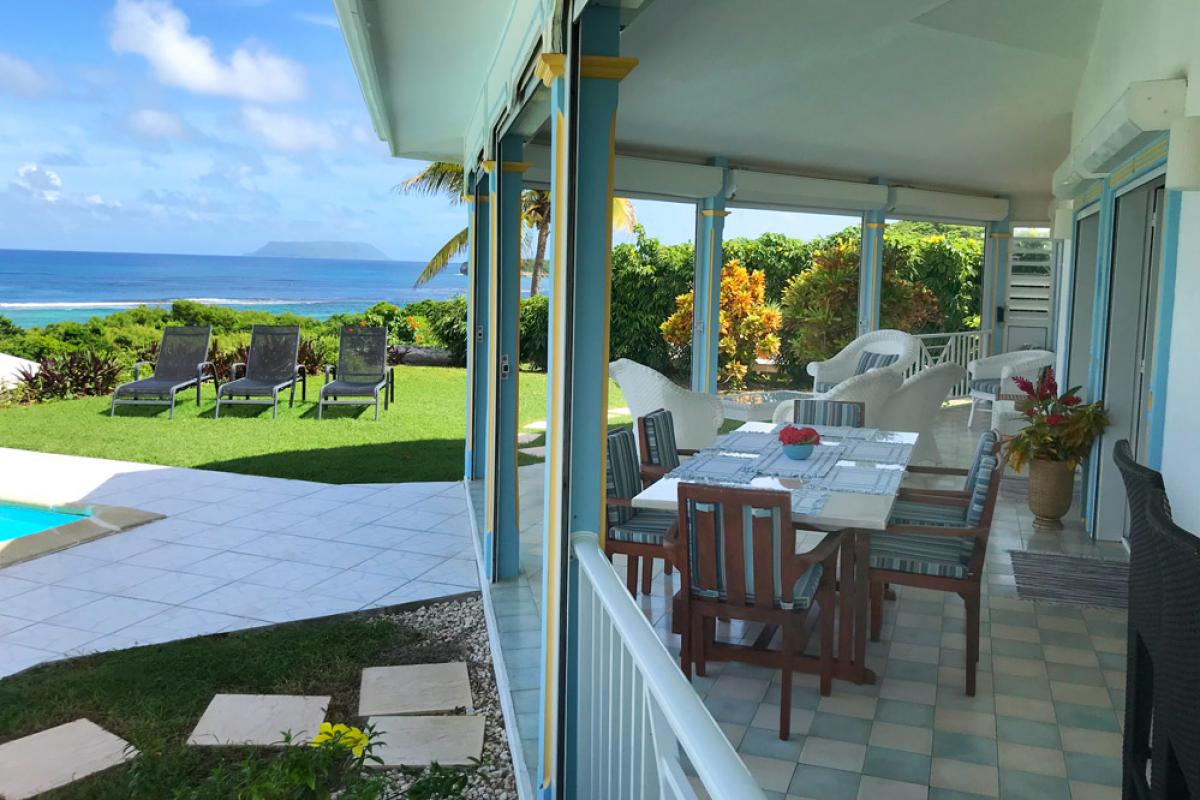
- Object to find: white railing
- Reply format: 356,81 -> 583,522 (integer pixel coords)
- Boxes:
570,533 -> 766,800
908,330 -> 991,399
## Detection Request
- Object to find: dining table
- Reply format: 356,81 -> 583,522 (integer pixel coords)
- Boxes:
631,420 -> 919,686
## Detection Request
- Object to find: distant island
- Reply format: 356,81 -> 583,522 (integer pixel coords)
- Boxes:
245,241 -> 391,260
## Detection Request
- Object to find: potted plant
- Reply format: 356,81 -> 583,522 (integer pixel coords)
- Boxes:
779,424 -> 820,460
1003,367 -> 1108,530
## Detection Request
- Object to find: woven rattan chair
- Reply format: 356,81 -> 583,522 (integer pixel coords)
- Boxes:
318,326 -> 392,420
215,325 -> 303,419
110,326 -> 216,419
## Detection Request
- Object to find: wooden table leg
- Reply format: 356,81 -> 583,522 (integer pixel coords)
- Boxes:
854,531 -> 873,684
837,534 -> 855,674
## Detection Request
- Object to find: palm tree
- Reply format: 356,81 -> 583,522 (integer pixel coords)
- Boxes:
401,162 -> 637,292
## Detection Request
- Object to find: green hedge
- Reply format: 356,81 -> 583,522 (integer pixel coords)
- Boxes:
609,226 -> 694,374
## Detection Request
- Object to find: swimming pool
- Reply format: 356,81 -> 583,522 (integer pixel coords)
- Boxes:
0,502 -> 93,542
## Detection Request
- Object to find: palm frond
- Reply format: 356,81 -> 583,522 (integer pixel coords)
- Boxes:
612,196 -> 637,233
415,226 -> 470,287
397,162 -> 466,201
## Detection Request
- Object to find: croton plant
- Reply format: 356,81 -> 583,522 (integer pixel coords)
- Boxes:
1004,367 -> 1108,471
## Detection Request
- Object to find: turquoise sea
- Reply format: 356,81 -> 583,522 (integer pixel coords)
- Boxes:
0,248 -> 524,329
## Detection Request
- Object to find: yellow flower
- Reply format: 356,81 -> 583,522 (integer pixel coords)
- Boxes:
310,722 -> 369,758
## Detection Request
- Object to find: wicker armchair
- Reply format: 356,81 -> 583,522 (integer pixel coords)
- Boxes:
806,329 -> 921,392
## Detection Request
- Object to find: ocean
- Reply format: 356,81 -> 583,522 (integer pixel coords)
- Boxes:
0,248 -> 524,329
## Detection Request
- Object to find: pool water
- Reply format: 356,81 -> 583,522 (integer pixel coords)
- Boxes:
0,503 -> 91,542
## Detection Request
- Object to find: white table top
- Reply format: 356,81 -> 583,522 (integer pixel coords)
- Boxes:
631,421 -> 918,532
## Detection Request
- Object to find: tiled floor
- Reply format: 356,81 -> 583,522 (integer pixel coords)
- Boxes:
0,448 -> 479,679
471,403 -> 1131,799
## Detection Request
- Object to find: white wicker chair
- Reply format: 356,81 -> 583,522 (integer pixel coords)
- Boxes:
806,329 -> 922,392
608,359 -> 724,451
874,362 -> 965,465
772,368 -> 903,425
965,349 -> 1053,429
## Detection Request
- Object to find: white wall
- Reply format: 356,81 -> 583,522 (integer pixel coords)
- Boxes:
1161,193 -> 1200,531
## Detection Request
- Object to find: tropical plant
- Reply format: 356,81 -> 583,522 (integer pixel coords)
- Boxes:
18,350 -> 123,401
610,225 -> 695,373
723,232 -> 815,302
400,162 -> 637,290
660,260 -> 781,389
1003,367 -> 1108,471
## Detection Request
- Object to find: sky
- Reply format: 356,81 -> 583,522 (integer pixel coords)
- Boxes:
0,0 -> 854,260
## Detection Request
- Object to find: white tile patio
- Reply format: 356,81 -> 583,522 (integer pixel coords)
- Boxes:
0,448 -> 480,679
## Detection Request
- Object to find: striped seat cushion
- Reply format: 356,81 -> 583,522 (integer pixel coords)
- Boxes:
605,428 -> 641,526
642,408 -> 681,470
813,381 -> 838,393
890,499 -> 970,527
964,431 -> 999,492
855,350 -> 899,375
967,455 -> 998,526
869,532 -> 974,579
609,510 -> 676,545
794,398 -> 864,427
970,378 -> 1002,395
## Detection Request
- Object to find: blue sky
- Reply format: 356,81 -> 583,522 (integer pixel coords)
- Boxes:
0,0 -> 854,259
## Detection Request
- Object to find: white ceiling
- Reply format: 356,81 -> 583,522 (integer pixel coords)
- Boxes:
615,0 -> 1101,203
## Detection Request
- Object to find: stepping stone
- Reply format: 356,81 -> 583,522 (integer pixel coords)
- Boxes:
188,694 -> 330,746
0,719 -> 136,800
519,446 -> 546,457
522,420 -> 547,432
517,432 -> 540,445
358,662 -> 472,716
367,715 -> 485,767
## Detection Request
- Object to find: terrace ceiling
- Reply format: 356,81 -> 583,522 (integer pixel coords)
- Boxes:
615,0 -> 1101,205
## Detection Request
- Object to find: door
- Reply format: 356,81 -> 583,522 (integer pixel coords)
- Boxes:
1067,212 -> 1100,396
1093,177 -> 1165,541
1005,234 -> 1055,350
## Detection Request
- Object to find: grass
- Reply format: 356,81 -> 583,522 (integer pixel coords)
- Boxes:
0,607 -> 461,799
0,366 -> 627,483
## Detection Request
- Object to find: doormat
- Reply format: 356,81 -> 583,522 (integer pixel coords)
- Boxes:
1008,551 -> 1128,609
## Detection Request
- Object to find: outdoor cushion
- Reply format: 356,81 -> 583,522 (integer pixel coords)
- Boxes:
869,532 -> 973,579
608,510 -> 676,545
641,408 -> 681,469
793,399 -> 864,427
890,499 -> 970,528
813,382 -> 838,393
964,431 -> 999,492
605,428 -> 640,526
967,454 -> 998,526
855,350 -> 899,376
970,378 -> 1003,395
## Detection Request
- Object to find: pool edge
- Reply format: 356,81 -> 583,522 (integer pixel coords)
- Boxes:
0,503 -> 165,567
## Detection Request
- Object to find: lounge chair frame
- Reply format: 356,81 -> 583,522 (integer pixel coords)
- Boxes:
110,326 -> 217,420
214,325 -> 305,419
317,326 -> 393,420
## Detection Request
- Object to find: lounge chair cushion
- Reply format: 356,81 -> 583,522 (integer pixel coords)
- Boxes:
970,378 -> 1003,395
869,532 -> 974,579
608,511 -> 676,545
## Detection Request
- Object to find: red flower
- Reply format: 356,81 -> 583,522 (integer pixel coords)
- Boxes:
1012,375 -> 1035,396
779,425 -> 820,445
1044,369 -> 1058,398
1061,394 -> 1081,407
1045,414 -> 1065,426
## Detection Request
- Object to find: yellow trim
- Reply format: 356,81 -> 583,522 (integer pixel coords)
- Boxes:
864,222 -> 885,229
484,183 -> 499,533
580,55 -> 638,81
480,160 -> 496,173
989,232 -> 1012,238
459,194 -> 475,203
600,110 -> 617,546
501,161 -> 531,173
464,200 -> 477,449
534,53 -> 565,87
700,209 -> 730,217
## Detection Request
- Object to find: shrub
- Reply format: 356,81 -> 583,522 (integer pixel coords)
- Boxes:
297,338 -> 333,377
610,225 -> 695,374
424,296 -> 469,366
18,350 -> 124,401
208,340 -> 250,383
777,240 -> 940,384
519,294 -> 549,370
723,232 -> 814,302
661,260 -> 781,389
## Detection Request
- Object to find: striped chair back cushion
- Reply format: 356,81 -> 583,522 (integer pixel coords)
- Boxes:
964,431 -> 999,492
682,491 -> 821,611
606,428 -> 640,525
855,350 -> 899,375
967,454 -> 999,526
793,399 -> 866,427
641,408 -> 681,470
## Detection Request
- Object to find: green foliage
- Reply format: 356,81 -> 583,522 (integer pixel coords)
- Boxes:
406,762 -> 470,799
609,225 -> 694,374
723,232 -> 814,301
1004,367 -> 1109,471
18,350 -> 124,401
423,296 -> 469,366
520,293 -> 550,370
885,223 -> 983,332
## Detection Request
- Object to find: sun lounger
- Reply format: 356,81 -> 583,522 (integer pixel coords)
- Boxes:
214,325 -> 304,419
110,326 -> 216,420
318,326 -> 392,420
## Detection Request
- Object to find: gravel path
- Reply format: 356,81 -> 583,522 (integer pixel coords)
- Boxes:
380,596 -> 519,800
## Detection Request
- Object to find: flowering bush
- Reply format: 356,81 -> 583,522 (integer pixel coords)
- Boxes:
779,425 -> 820,446
1004,367 -> 1108,471
660,260 -> 781,389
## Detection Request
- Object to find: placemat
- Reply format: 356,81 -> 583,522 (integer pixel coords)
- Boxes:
669,451 -> 757,485
752,444 -> 844,480
842,439 -> 914,465
711,430 -> 778,454
812,426 -> 880,440
819,464 -> 904,495
791,487 -> 832,516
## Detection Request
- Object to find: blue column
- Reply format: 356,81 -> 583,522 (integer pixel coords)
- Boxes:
482,139 -> 524,581
691,160 -> 729,393
857,208 -> 885,335
464,173 -> 489,479
981,217 -> 1012,354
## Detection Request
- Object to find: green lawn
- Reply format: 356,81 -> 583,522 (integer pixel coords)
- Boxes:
0,366 -> 627,483
0,609 -> 451,799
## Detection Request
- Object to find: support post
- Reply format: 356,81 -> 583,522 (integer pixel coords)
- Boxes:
535,7 -> 635,798
982,217 -> 1012,354
483,136 -> 525,581
857,208 -> 885,335
691,160 -> 729,394
464,173 -> 490,480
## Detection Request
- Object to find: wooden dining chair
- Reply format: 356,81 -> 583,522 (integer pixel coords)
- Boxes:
671,483 -> 842,739
605,428 -> 678,595
636,408 -> 698,486
865,448 -> 1004,696
793,398 -> 866,427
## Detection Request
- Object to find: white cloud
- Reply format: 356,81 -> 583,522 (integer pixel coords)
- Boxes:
13,163 -> 63,202
128,108 -> 188,139
0,51 -> 49,97
294,12 -> 340,30
240,106 -> 336,152
109,0 -> 306,103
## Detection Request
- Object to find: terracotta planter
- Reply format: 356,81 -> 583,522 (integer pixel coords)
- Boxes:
1027,458 -> 1075,531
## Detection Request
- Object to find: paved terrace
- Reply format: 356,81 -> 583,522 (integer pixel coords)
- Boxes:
0,448 -> 477,679
472,404 -> 1131,799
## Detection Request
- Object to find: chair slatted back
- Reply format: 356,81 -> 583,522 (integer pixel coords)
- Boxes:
246,325 -> 301,383
637,408 -> 681,470
793,399 -> 865,427
337,326 -> 387,383
964,431 -> 1000,493
155,326 -> 211,381
605,428 -> 640,526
